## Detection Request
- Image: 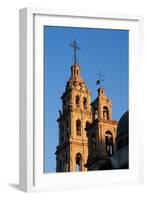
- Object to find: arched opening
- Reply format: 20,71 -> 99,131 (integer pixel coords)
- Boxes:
74,68 -> 76,75
76,119 -> 81,136
83,97 -> 87,109
94,109 -> 98,120
103,106 -> 109,120
76,95 -> 80,107
105,131 -> 113,155
76,153 -> 82,171
85,121 -> 90,129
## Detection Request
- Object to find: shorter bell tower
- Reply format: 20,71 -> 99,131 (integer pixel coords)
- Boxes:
85,88 -> 118,170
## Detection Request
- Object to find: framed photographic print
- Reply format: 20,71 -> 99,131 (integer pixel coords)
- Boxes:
19,8 -> 144,192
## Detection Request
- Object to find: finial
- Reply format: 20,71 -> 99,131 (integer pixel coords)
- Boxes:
70,39 -> 80,64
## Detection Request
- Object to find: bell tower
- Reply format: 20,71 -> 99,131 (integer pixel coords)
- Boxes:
85,87 -> 118,170
55,40 -> 92,172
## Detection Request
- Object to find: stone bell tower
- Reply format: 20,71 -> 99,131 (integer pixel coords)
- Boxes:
55,41 -> 92,172
85,88 -> 118,170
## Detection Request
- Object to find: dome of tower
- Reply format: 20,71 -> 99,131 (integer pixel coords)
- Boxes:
117,111 -> 129,137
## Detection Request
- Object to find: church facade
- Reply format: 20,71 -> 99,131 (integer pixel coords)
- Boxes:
55,61 -> 119,172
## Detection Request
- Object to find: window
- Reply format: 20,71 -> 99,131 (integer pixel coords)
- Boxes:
76,153 -> 82,171
94,109 -> 98,120
103,106 -> 109,120
83,97 -> 87,109
76,119 -> 81,136
76,95 -> 80,107
74,68 -> 76,75
105,131 -> 113,155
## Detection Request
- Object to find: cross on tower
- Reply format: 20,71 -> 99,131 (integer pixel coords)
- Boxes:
96,73 -> 105,87
70,40 -> 80,64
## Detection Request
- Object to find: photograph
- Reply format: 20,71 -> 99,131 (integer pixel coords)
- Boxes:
44,26 -> 129,173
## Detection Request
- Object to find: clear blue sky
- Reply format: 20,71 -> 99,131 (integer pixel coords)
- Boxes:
44,26 -> 128,173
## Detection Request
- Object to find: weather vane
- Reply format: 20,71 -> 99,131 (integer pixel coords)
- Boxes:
70,39 -> 80,64
96,73 -> 105,87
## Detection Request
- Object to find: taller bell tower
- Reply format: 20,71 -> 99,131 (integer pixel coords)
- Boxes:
55,62 -> 92,172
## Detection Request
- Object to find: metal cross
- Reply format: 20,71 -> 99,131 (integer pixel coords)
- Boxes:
96,73 -> 105,87
70,40 -> 80,64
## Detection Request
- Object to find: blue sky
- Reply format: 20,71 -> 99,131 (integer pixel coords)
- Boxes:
44,26 -> 128,173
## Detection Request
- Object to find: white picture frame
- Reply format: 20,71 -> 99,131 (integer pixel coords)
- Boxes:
19,7 -> 144,192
